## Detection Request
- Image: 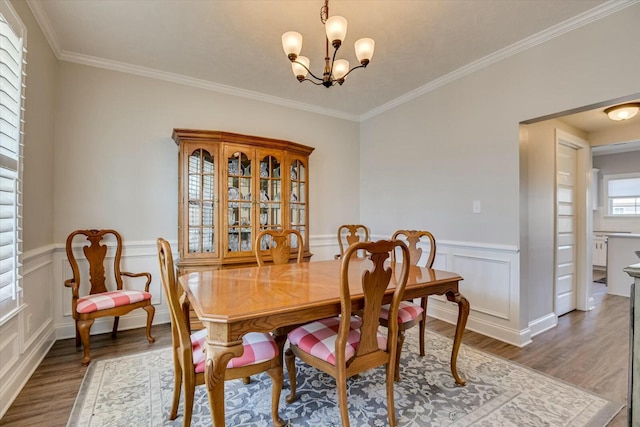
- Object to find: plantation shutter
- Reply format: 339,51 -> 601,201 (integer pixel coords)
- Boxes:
0,5 -> 25,318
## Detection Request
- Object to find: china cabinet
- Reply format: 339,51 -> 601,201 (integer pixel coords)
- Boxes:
172,129 -> 314,273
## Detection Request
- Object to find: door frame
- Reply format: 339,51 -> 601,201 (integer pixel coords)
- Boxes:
554,129 -> 594,314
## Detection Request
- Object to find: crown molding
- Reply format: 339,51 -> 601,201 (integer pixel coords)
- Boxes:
59,51 -> 361,122
359,0 -> 640,121
26,0 -> 638,124
26,0 -> 61,56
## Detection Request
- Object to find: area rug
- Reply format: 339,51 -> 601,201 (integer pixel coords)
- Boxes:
67,329 -> 623,426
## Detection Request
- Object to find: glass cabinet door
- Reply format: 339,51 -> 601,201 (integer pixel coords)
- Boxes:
289,159 -> 307,251
226,149 -> 253,254
187,148 -> 216,254
258,155 -> 283,250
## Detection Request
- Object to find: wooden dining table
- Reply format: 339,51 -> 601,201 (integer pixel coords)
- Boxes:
178,258 -> 469,426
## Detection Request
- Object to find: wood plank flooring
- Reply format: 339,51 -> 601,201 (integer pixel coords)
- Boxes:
0,281 -> 629,426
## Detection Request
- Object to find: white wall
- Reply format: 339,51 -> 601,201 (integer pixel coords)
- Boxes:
53,62 -> 360,243
360,4 -> 640,338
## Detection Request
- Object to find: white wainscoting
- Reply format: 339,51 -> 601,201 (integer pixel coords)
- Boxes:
0,245 -> 56,418
368,235 -> 529,347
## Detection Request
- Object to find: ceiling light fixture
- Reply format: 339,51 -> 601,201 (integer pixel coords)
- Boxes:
604,103 -> 640,121
281,0 -> 374,88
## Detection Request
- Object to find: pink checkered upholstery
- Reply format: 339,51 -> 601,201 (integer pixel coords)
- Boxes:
76,290 -> 152,314
379,301 -> 424,324
288,316 -> 386,365
190,329 -> 279,374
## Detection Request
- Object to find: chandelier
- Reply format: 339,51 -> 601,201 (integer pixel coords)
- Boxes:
281,0 -> 375,88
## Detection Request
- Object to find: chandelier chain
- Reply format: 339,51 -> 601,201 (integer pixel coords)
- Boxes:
320,0 -> 329,24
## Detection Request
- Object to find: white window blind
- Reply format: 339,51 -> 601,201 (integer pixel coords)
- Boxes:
0,1 -> 25,321
605,174 -> 640,217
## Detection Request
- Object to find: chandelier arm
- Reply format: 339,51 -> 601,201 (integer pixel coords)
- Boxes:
340,63 -> 368,81
300,78 -> 325,86
328,45 -> 339,78
292,59 -> 324,82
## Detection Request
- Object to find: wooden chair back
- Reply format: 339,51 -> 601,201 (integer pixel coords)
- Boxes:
391,229 -> 436,267
340,239 -> 410,363
255,229 -> 304,266
336,224 -> 370,259
157,238 -> 195,374
66,229 -> 125,296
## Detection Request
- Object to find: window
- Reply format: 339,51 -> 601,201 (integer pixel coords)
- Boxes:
0,0 -> 26,322
605,173 -> 640,217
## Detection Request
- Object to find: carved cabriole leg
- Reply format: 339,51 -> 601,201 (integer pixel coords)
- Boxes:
284,349 -> 297,404
265,366 -> 285,427
143,304 -> 156,343
446,290 -> 470,386
205,341 -> 243,427
75,319 -> 81,347
419,296 -> 428,356
111,316 -> 119,339
394,329 -> 406,382
77,318 -> 94,366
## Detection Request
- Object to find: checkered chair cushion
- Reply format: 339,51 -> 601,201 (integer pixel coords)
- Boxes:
288,316 -> 386,365
191,329 -> 279,374
76,290 -> 152,314
379,301 -> 424,324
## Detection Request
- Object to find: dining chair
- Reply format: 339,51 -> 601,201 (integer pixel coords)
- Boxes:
286,239 -> 410,427
157,238 -> 285,427
379,229 -> 436,381
255,229 -> 304,266
64,229 -> 155,365
335,224 -> 370,259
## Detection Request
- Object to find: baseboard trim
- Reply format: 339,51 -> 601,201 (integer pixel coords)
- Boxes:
428,300 -> 532,348
0,321 -> 55,418
529,313 -> 558,338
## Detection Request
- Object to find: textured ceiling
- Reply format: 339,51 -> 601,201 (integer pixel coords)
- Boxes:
28,0 -> 621,119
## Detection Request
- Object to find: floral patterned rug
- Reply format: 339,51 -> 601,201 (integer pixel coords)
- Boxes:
67,329 -> 623,426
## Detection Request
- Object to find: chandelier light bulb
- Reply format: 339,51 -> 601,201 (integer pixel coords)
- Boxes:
355,38 -> 375,65
325,16 -> 347,48
282,31 -> 303,60
332,59 -> 350,81
292,56 -> 310,80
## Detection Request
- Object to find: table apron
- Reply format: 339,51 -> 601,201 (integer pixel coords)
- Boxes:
202,280 -> 460,344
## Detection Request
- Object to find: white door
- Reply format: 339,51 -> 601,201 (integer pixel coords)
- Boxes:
556,142 -> 578,315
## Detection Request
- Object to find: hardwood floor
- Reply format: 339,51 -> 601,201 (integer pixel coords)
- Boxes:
0,281 -> 629,426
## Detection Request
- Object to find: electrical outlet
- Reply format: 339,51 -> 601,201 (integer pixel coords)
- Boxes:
473,200 -> 481,214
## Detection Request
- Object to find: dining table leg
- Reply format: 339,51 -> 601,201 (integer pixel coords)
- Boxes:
446,290 -> 470,386
204,339 -> 244,427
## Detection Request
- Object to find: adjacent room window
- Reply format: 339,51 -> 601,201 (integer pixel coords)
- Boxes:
605,173 -> 640,217
0,1 -> 26,322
